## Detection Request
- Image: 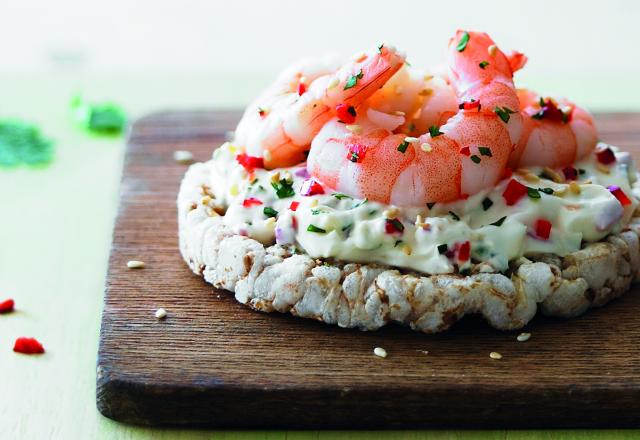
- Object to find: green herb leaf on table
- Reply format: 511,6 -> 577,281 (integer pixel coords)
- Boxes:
0,120 -> 54,168
71,95 -> 127,135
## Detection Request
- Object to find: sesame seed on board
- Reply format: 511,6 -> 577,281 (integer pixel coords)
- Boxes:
489,351 -> 502,360
127,260 -> 145,269
173,150 -> 194,164
517,332 -> 531,342
373,347 -> 388,358
155,308 -> 167,319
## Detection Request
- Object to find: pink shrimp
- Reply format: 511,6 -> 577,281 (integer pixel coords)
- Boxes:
307,30 -> 521,205
512,88 -> 598,168
233,46 -> 406,169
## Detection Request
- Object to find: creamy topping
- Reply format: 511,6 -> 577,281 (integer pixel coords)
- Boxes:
206,142 -> 638,275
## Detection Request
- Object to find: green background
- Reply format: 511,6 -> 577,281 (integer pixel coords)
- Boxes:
1,74 -> 640,439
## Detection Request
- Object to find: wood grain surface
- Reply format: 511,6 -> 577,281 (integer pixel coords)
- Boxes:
97,111 -> 640,428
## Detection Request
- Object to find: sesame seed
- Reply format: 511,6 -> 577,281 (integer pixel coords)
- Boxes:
401,244 -> 412,255
404,136 -> 419,143
346,124 -> 363,135
173,150 -> 194,164
383,207 -> 399,218
155,308 -> 167,319
373,347 -> 387,358
489,351 -> 502,360
327,77 -> 340,89
270,171 -> 281,183
423,74 -> 434,82
569,181 -> 581,194
419,88 -> 433,97
263,150 -> 272,162
310,199 -> 319,208
393,110 -> 406,116
299,75 -> 308,84
421,143 -> 432,152
415,214 -> 424,225
201,195 -> 212,205
517,332 -> 531,342
127,260 -> 145,269
229,184 -> 239,196
264,217 -> 276,226
488,45 -> 498,57
542,167 -> 564,183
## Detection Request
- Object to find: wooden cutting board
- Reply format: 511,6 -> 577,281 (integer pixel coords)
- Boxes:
97,111 -> 640,428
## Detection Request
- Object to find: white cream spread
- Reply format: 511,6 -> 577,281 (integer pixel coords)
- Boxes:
205,142 -> 638,275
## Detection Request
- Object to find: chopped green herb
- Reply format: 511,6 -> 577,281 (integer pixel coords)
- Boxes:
527,187 -> 541,199
470,155 -> 481,164
479,61 -> 489,69
332,193 -> 352,200
263,207 -> 278,218
494,106 -> 515,123
397,141 -> 409,153
389,218 -> 405,232
456,31 -> 470,52
0,120 -> 54,167
490,216 -> 507,227
307,224 -> 326,233
428,125 -> 443,137
478,146 -> 492,157
344,69 -> 364,90
408,122 -> 416,132
351,198 -> 368,209
449,211 -> 460,221
578,168 -> 586,175
349,151 -> 360,162
460,268 -> 471,276
482,197 -> 493,211
394,240 -> 403,248
427,202 -> 436,209
437,244 -> 448,254
271,179 -> 295,198
70,95 -> 126,134
342,223 -> 353,232
311,209 -> 322,215
368,209 -> 378,217
539,187 -> 554,195
377,43 -> 384,54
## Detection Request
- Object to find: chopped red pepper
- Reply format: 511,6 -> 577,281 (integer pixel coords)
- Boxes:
0,298 -> 14,314
236,153 -> 265,172
608,185 -> 632,206
242,197 -> 263,207
385,218 -> 405,234
459,99 -> 481,111
533,98 -> 571,123
562,166 -> 578,181
289,201 -> 300,211
346,143 -> 367,163
13,337 -> 45,354
459,146 -> 471,156
457,241 -> 470,261
300,179 -> 325,196
297,82 -> 307,96
596,147 -> 616,165
502,179 -> 528,206
534,218 -> 552,240
336,103 -> 357,124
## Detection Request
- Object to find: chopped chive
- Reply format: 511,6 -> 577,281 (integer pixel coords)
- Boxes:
428,125 -> 443,137
271,179 -> 295,198
332,192 -> 352,200
449,211 -> 460,221
460,268 -> 471,276
390,218 -> 405,232
344,69 -> 364,90
539,187 -> 554,195
456,31 -> 470,52
349,151 -> 360,162
311,208 -> 321,215
437,243 -> 448,254
482,197 -> 493,211
377,43 -> 384,54
351,198 -> 368,209
490,216 -> 507,227
479,61 -> 489,69
307,224 -> 326,233
527,187 -> 541,199
342,223 -> 353,232
263,207 -> 278,218
397,141 -> 409,153
478,146 -> 492,157
394,239 -> 403,248
494,106 -> 515,123
470,155 -> 481,164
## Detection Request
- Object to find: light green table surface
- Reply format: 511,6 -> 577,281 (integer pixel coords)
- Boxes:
2,73 -> 640,440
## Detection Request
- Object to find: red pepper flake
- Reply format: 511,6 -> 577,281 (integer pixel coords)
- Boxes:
289,201 -> 300,211
242,197 -> 263,207
596,147 -> 616,165
336,103 -> 357,124
0,298 -> 14,314
562,166 -> 578,181
346,143 -> 367,163
300,179 -> 325,196
534,218 -> 552,240
385,218 -> 405,234
258,107 -> 267,118
297,82 -> 307,96
531,98 -> 571,123
608,185 -> 632,206
502,179 -> 528,206
459,146 -> 471,156
457,241 -> 470,261
236,153 -> 265,172
13,337 -> 45,354
459,99 -> 481,111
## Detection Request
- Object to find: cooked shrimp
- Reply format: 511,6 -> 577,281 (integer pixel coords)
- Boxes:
307,30 -> 521,206
513,88 -> 598,168
233,45 -> 406,168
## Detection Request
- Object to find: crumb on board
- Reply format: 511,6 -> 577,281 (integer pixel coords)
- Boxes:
155,308 -> 167,319
173,150 -> 194,164
489,351 -> 503,360
517,332 -> 531,342
373,347 -> 387,358
127,260 -> 145,269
